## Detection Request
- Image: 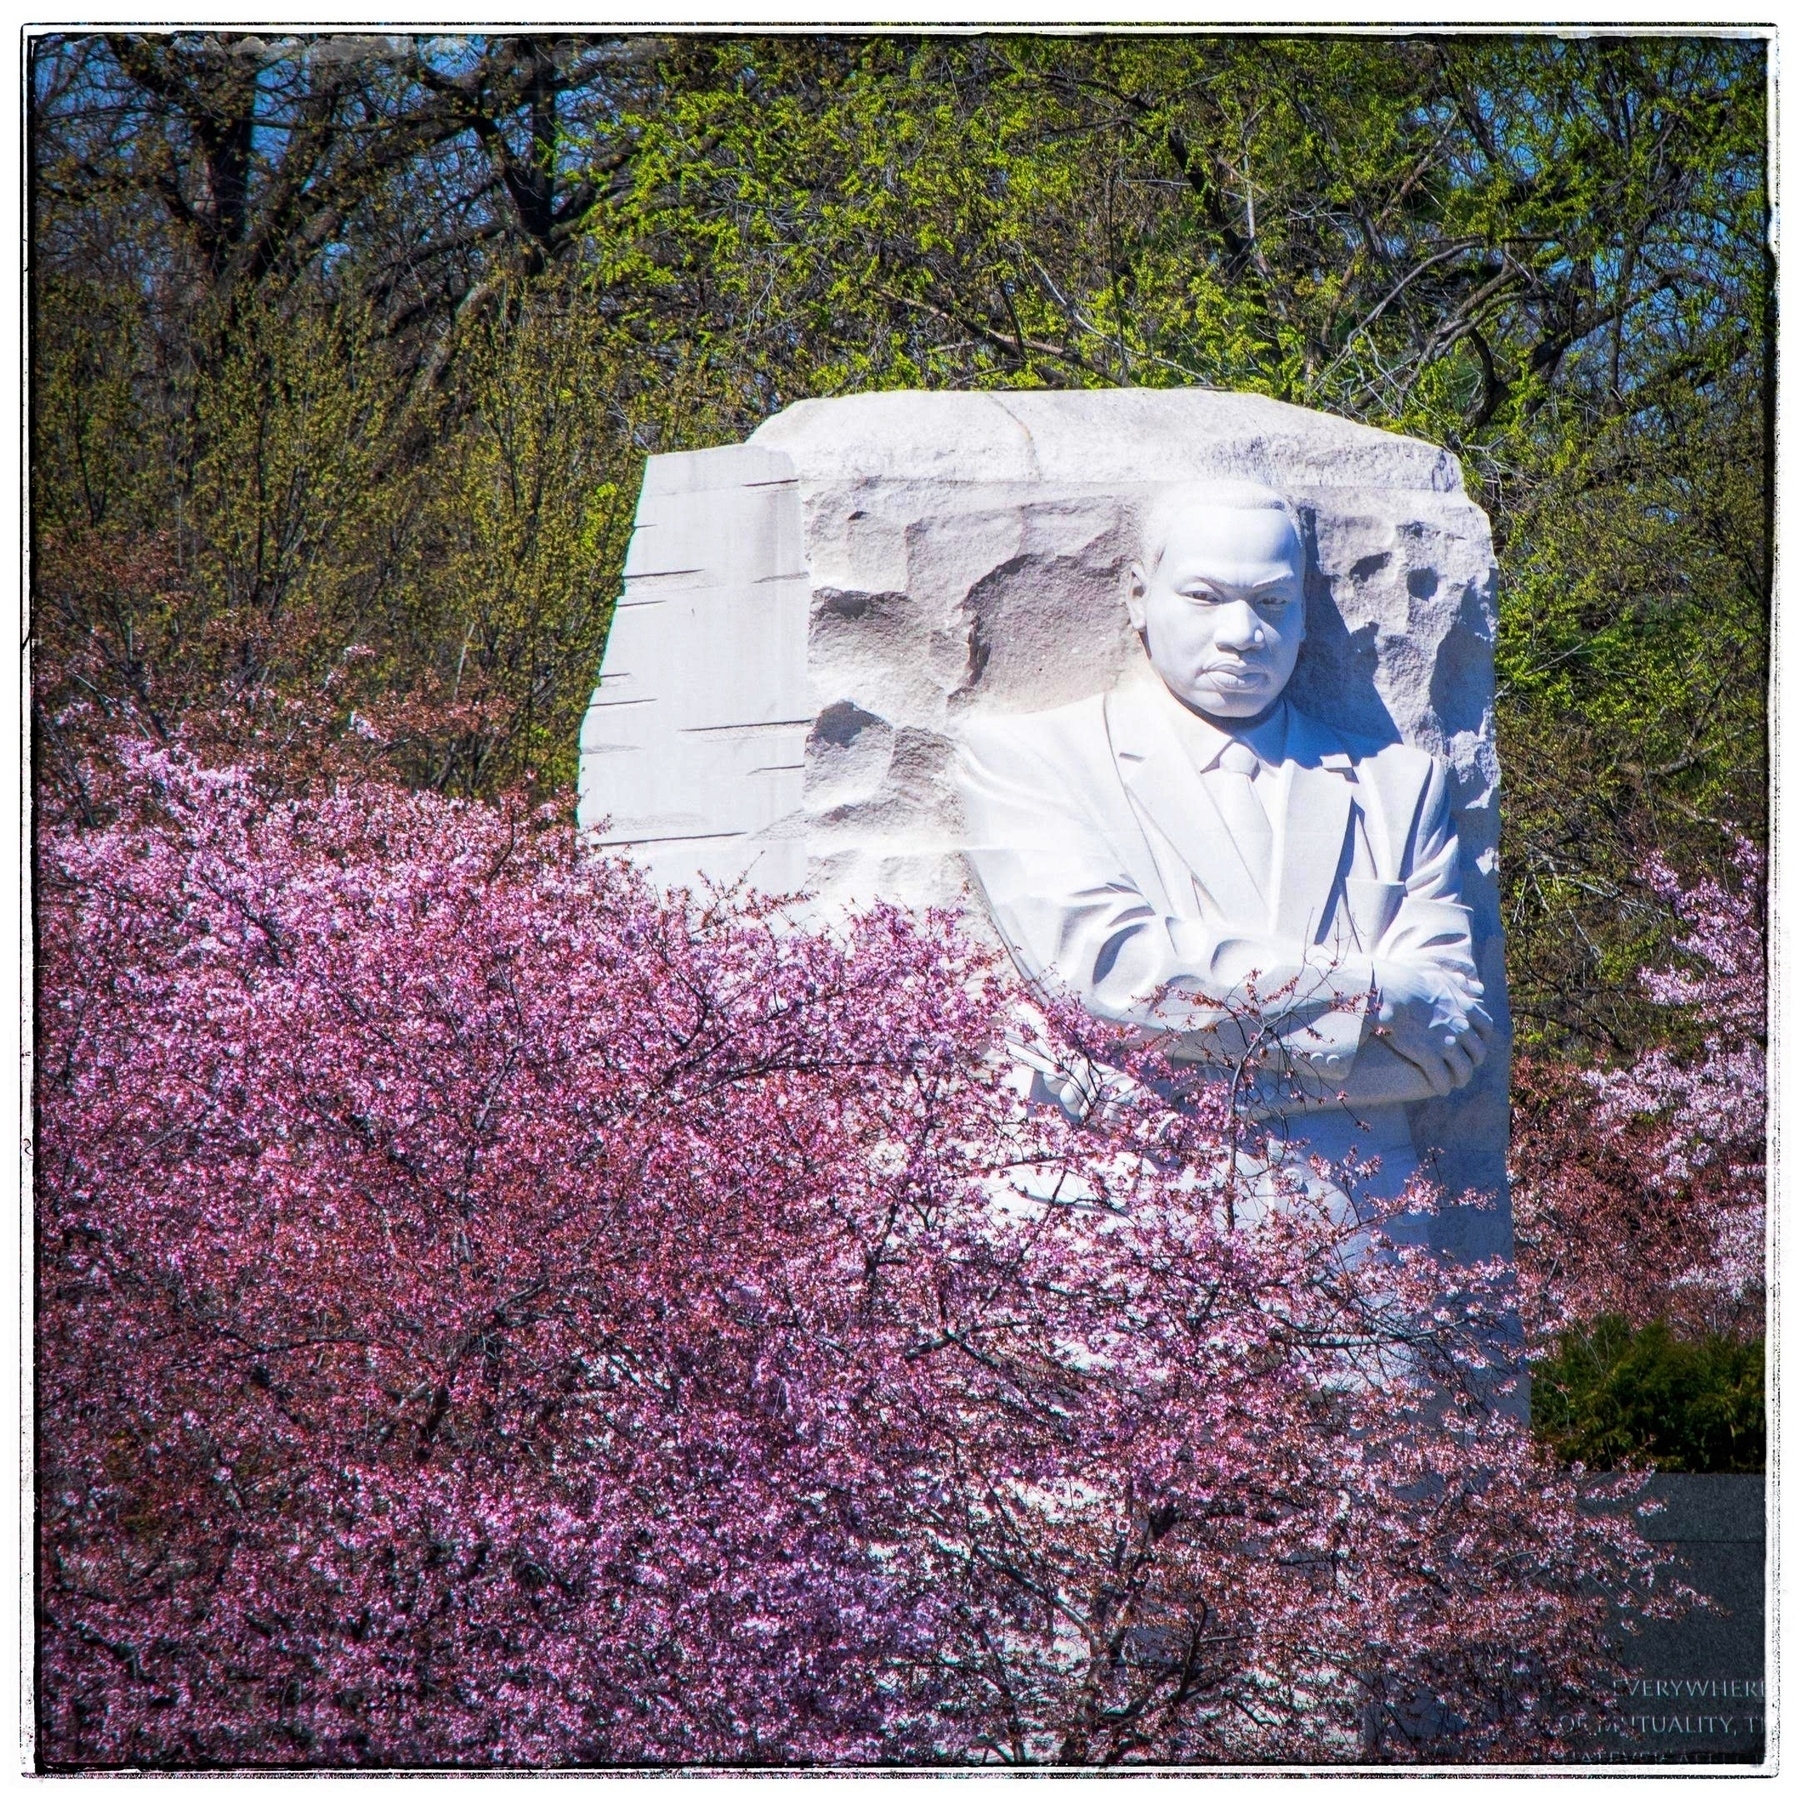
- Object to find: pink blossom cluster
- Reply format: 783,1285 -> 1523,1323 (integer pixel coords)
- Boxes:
1588,839 -> 1767,1319
1510,837 -> 1765,1339
37,746 -> 1666,1767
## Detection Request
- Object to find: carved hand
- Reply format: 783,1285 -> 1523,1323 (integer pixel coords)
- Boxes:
1368,960 -> 1494,1097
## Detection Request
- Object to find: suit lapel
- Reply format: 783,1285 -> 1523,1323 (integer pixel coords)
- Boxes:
1104,683 -> 1269,928
1272,710 -> 1356,946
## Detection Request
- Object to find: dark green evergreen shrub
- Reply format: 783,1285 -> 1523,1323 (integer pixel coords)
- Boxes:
1533,1316 -> 1764,1473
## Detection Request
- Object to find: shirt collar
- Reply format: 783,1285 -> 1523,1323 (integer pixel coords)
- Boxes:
1149,677 -> 1290,774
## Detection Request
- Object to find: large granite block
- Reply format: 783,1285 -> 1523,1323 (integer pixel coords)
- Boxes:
579,390 -> 1509,1252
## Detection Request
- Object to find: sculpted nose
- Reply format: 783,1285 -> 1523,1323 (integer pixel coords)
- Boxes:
1213,600 -> 1262,650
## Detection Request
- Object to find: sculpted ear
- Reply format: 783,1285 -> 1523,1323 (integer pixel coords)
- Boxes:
1126,561 -> 1149,634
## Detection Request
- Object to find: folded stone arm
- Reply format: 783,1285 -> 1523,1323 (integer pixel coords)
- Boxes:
957,721 -> 1489,1105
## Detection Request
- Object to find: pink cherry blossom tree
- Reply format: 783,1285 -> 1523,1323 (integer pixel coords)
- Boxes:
37,745 -> 1668,1768
1511,838 -> 1765,1341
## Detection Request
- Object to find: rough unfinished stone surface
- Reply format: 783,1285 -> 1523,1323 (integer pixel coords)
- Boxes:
579,388 -> 1509,1252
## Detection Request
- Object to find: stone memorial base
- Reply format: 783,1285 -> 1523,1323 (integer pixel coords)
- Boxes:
1587,1473 -> 1766,1765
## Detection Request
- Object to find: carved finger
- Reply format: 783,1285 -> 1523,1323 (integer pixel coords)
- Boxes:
1396,1043 -> 1456,1097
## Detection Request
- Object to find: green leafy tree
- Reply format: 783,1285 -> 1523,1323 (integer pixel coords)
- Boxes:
577,35 -> 1768,1050
31,31 -> 1768,1048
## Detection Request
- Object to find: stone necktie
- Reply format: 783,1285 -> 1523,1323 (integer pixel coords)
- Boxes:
1212,739 -> 1273,904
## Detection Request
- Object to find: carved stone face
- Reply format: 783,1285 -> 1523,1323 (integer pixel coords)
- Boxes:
1127,504 -> 1307,722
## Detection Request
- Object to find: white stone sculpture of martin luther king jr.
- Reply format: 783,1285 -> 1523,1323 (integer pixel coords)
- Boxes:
955,480 -> 1494,1189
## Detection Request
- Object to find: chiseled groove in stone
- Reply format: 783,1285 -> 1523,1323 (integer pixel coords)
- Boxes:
680,719 -> 814,735
599,828 -> 747,848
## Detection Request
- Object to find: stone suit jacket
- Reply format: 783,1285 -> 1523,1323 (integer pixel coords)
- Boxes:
955,679 -> 1484,1109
